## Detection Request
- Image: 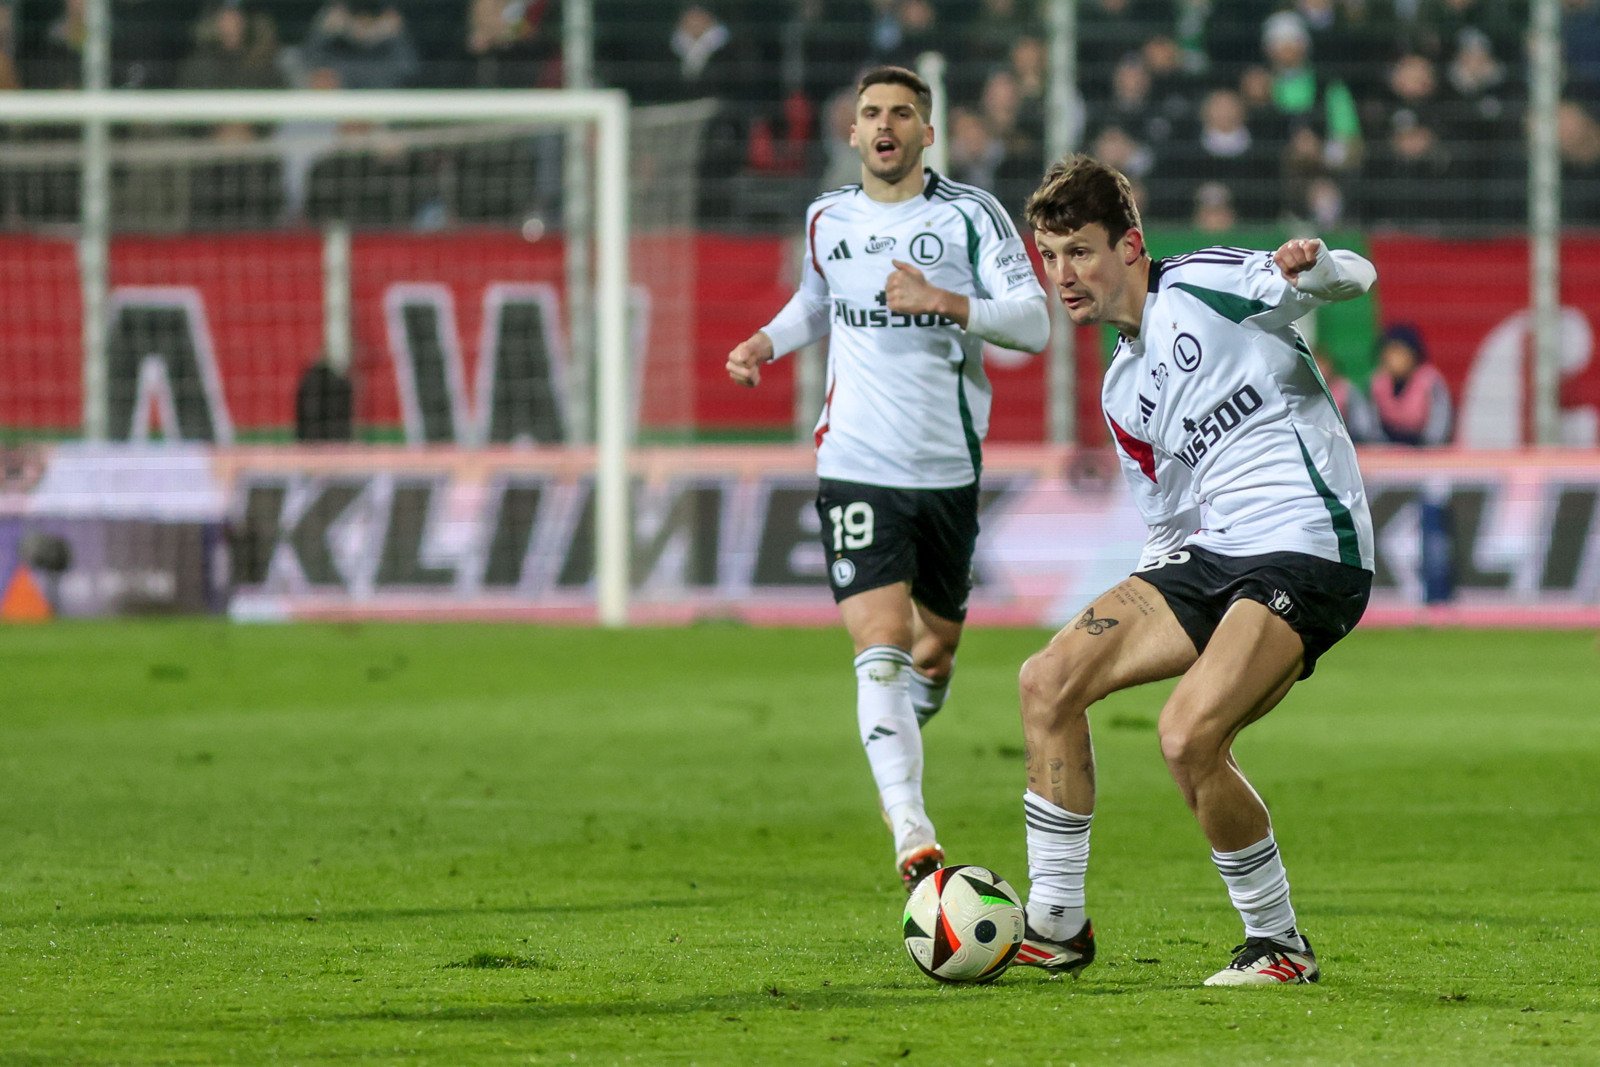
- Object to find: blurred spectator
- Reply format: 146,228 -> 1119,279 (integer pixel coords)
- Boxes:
947,105 -> 1002,189
1315,348 -> 1380,442
1237,62 -> 1292,152
1567,0 -> 1600,106
1262,10 -> 1361,170
0,1 -> 19,91
978,68 -> 1045,208
1076,0 -> 1160,101
1418,0 -> 1523,74
1371,323 -> 1453,446
23,0 -> 86,89
631,4 -> 765,222
1087,124 -> 1154,214
117,0 -> 208,88
1197,0 -> 1280,85
1559,99 -> 1600,224
1288,173 -> 1348,229
178,1 -> 284,96
301,1 -> 419,90
1186,87 -> 1280,221
1446,27 -> 1522,222
1377,51 -> 1448,132
961,0 -> 1041,96
783,0 -> 869,109
1089,124 -> 1154,187
1094,52 -> 1182,163
464,0 -> 562,89
275,65 -> 343,222
1364,107 -> 1455,226
177,0 -> 287,226
867,0 -> 940,69
1140,32 -> 1201,125
1191,180 -> 1237,233
1368,323 -> 1455,603
817,86 -> 861,191
1281,121 -> 1333,224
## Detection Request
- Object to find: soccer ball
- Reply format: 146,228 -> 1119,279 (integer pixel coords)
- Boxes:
902,864 -> 1025,983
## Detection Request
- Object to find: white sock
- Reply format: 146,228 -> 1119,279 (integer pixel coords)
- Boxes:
1023,791 -> 1092,940
907,666 -> 952,727
1212,834 -> 1303,948
854,645 -> 931,852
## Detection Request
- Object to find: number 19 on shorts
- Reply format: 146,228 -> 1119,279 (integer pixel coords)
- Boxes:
829,502 -> 875,551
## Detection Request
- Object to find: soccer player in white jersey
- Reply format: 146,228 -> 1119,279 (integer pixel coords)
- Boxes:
725,66 -> 1051,892
1009,155 -> 1377,985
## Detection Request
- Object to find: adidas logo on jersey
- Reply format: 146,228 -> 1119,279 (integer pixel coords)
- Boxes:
826,240 -> 852,260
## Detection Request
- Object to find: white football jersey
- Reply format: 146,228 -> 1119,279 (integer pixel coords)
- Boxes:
779,172 -> 1046,489
1104,247 -> 1375,571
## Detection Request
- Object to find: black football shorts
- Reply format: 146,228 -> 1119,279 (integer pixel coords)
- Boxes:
1134,544 -> 1372,678
815,478 -> 979,623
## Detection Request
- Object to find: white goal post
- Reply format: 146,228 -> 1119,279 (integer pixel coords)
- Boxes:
0,89 -> 633,626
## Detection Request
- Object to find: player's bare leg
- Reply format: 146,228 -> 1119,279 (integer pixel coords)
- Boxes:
1156,598 -> 1320,984
1020,578 -> 1196,813
908,598 -> 962,726
1012,577 -> 1195,971
838,582 -> 943,889
1156,599 -> 1302,850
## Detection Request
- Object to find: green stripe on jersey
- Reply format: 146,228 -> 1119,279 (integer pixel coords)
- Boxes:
955,353 -> 982,480
1172,282 -> 1269,324
1292,328 -> 1346,429
955,207 -> 982,274
1295,428 -> 1360,567
951,206 -> 984,480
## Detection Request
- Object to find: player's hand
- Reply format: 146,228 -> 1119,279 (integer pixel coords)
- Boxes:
885,260 -> 942,315
1273,238 -> 1325,287
726,332 -> 775,388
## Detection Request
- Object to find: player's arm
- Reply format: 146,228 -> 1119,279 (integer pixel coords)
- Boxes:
1274,238 -> 1377,302
728,207 -> 833,388
887,258 -> 1052,350
1219,239 -> 1377,332
885,203 -> 1051,352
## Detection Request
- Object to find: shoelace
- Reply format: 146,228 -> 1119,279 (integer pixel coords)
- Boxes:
1228,939 -> 1294,970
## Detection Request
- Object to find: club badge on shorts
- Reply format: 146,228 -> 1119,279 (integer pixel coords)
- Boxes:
831,557 -> 857,587
1269,589 -> 1293,615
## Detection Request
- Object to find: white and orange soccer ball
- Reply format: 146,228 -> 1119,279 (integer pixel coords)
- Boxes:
901,864 -> 1025,983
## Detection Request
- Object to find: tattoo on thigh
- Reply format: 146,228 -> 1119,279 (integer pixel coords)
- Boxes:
1112,583 -> 1158,617
1074,607 -> 1119,635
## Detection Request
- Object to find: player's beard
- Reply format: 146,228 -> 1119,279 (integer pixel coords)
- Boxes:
861,141 -> 922,185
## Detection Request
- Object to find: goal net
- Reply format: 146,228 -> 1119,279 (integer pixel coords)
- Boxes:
0,89 -> 714,624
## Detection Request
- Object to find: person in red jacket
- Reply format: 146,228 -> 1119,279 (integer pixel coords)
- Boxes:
1369,323 -> 1455,603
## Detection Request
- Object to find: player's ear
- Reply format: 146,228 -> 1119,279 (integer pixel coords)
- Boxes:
923,123 -> 935,148
1122,228 -> 1145,265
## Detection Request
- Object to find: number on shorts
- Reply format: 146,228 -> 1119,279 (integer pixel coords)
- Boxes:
1137,550 -> 1191,572
828,501 -> 875,551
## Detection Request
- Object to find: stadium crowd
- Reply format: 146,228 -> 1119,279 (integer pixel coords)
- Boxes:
1,0 -> 1598,229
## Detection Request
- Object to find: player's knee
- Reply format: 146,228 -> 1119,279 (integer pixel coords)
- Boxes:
1157,712 -> 1226,778
913,644 -> 956,683
1018,648 -> 1098,727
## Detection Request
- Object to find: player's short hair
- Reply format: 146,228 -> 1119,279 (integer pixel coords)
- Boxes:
1025,153 -> 1144,246
856,66 -> 933,122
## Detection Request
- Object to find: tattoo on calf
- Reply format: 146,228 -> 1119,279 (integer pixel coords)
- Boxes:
1074,607 -> 1120,635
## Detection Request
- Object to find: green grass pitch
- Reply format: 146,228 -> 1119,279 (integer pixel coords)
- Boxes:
3,622 -> 1598,1065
